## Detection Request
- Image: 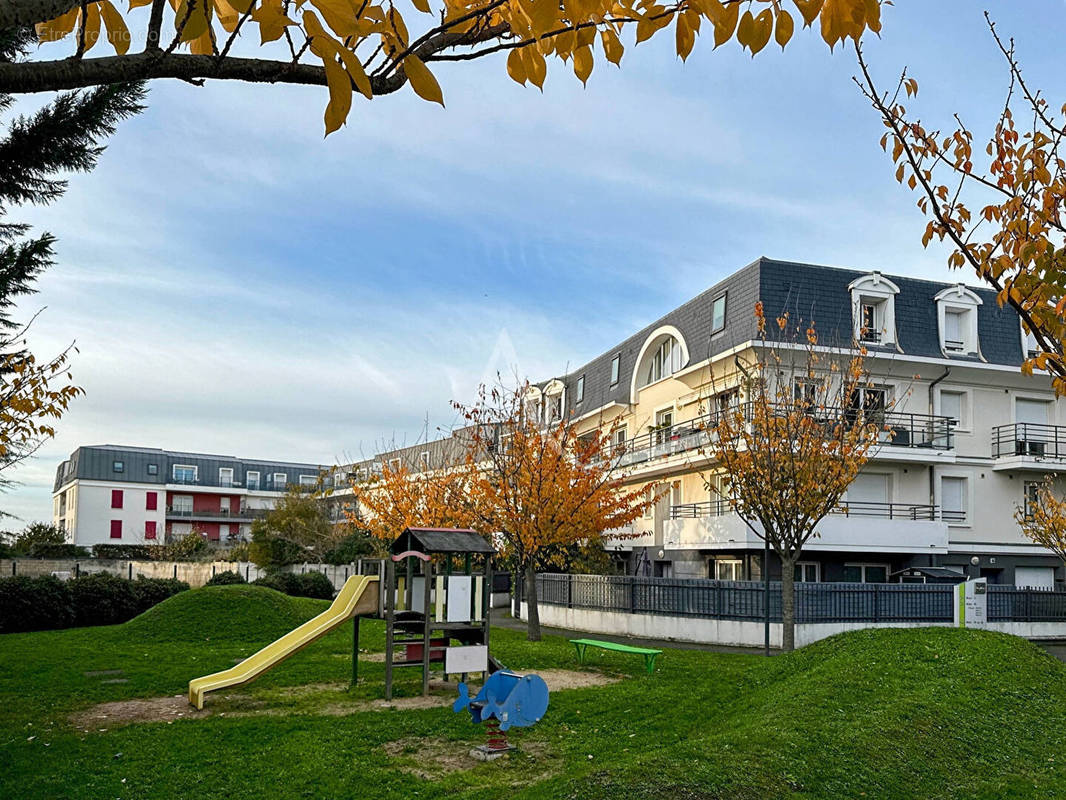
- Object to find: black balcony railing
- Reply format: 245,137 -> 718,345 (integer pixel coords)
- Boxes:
944,339 -> 966,353
611,402 -> 955,470
670,500 -> 953,522
165,506 -> 270,519
992,423 -> 1066,461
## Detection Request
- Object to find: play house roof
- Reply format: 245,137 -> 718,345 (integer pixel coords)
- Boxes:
391,527 -> 495,555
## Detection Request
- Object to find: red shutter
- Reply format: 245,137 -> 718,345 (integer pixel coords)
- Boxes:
145,491 -> 157,511
110,520 -> 122,539
111,489 -> 123,509
145,521 -> 157,540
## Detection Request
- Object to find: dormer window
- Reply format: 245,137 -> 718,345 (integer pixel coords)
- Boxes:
935,284 -> 983,358
848,272 -> 900,347
543,380 -> 565,423
1022,322 -> 1040,360
630,325 -> 690,402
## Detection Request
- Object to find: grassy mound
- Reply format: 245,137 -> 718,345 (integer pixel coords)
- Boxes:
565,627 -> 1066,799
123,584 -> 329,643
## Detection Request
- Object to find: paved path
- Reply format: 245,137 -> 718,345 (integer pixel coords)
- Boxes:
492,614 -> 773,656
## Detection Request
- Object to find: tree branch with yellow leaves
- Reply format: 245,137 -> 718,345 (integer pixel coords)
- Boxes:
1,0 -> 885,134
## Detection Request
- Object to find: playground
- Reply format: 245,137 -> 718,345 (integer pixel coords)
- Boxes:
3,533 -> 1066,798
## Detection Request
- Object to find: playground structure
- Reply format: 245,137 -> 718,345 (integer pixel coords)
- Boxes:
187,527 -> 500,709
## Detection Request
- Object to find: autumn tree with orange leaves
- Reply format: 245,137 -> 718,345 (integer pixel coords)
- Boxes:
707,306 -> 886,651
455,383 -> 651,641
352,452 -> 476,543
3,0 -> 884,135
856,14 -> 1066,394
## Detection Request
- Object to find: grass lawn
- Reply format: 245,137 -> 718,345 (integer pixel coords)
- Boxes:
2,585 -> 1066,799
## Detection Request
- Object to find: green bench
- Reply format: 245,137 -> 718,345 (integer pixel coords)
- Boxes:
570,638 -> 662,674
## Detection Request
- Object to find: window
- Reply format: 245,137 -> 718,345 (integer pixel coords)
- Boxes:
654,408 -> 674,446
172,495 -> 192,514
611,426 -> 627,453
219,467 -> 234,487
842,563 -> 889,583
1024,481 -> 1043,521
794,562 -> 820,583
610,355 -> 620,386
272,472 -> 288,488
144,521 -> 157,540
576,375 -> 585,404
711,293 -> 727,334
1022,324 -> 1040,359
147,463 -> 158,476
419,451 -> 431,470
646,337 -> 682,385
941,475 -> 968,524
712,389 -> 738,417
111,489 -> 123,509
299,474 -> 317,488
1016,566 -> 1055,589
935,284 -> 982,356
110,520 -> 122,539
846,385 -> 888,419
172,464 -> 197,483
546,393 -> 563,422
1015,398 -> 1051,456
793,378 -> 819,408
848,273 -> 900,346
847,473 -> 890,509
715,559 -> 744,581
938,389 -> 967,431
112,460 -> 124,473
246,471 -> 260,490
145,491 -> 157,511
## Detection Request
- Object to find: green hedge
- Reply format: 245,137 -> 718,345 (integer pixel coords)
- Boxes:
26,543 -> 91,559
205,571 -> 246,586
90,544 -> 161,560
0,573 -> 190,634
252,571 -> 334,600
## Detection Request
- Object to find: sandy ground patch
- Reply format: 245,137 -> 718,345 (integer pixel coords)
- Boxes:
382,737 -> 555,779
70,668 -> 618,729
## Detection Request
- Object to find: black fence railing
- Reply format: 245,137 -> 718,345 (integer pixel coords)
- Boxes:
612,403 -> 955,469
669,500 -> 945,521
530,574 -> 1066,624
992,423 -> 1066,461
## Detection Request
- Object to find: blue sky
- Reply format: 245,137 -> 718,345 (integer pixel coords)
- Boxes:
4,0 -> 1064,522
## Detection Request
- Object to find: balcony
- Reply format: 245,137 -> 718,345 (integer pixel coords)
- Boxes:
610,404 -> 955,473
165,506 -> 270,521
661,501 -> 949,554
992,423 -> 1066,471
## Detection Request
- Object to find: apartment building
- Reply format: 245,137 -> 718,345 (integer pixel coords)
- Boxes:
52,445 -> 333,548
362,257 -> 1066,588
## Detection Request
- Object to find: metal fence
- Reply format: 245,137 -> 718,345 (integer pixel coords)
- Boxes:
530,573 -> 1066,624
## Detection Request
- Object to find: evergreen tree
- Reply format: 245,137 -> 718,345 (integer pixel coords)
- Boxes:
0,24 -> 144,494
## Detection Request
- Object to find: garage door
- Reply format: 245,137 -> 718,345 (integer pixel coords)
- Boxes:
1015,566 -> 1055,589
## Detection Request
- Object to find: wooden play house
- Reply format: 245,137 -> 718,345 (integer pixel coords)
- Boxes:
382,527 -> 499,700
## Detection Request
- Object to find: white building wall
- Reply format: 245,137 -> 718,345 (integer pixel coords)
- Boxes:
59,480 -> 166,549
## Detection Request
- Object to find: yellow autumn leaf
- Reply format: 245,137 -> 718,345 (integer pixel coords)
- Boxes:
175,0 -> 211,43
412,0 -> 431,12
506,47 -> 528,85
128,0 -> 153,9
35,7 -> 79,42
403,55 -> 444,106
775,8 -> 794,49
749,8 -> 772,54
251,0 -> 295,43
322,51 -> 353,134
99,0 -> 131,54
82,3 -> 102,52
600,27 -> 623,65
675,13 -> 695,61
573,44 -> 593,85
523,46 -> 546,89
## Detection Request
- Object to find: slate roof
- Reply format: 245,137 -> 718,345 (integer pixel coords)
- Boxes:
391,527 -> 495,555
540,258 -> 1026,415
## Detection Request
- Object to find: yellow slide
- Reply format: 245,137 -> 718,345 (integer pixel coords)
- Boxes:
188,574 -> 380,710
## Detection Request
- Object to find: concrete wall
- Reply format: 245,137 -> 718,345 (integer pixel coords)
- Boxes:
522,601 -> 1066,648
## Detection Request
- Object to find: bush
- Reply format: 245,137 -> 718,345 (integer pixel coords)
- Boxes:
0,575 -> 74,633
252,571 -> 334,599
293,571 -> 335,599
27,543 -> 90,559
68,572 -> 140,627
206,571 -> 246,586
131,576 -> 190,611
0,573 -> 189,633
91,544 -> 159,560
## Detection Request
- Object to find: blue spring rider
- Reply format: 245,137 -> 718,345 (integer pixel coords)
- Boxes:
453,671 -> 549,754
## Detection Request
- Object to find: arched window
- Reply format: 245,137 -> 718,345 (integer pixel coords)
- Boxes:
629,325 -> 690,402
643,335 -> 683,386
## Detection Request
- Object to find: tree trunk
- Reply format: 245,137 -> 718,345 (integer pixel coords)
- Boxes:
511,566 -> 521,618
780,555 -> 796,652
523,563 -> 541,642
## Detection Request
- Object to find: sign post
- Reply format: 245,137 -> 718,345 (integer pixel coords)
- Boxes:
957,578 -> 988,629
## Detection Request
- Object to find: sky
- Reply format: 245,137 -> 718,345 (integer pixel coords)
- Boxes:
4,1 -> 1065,523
